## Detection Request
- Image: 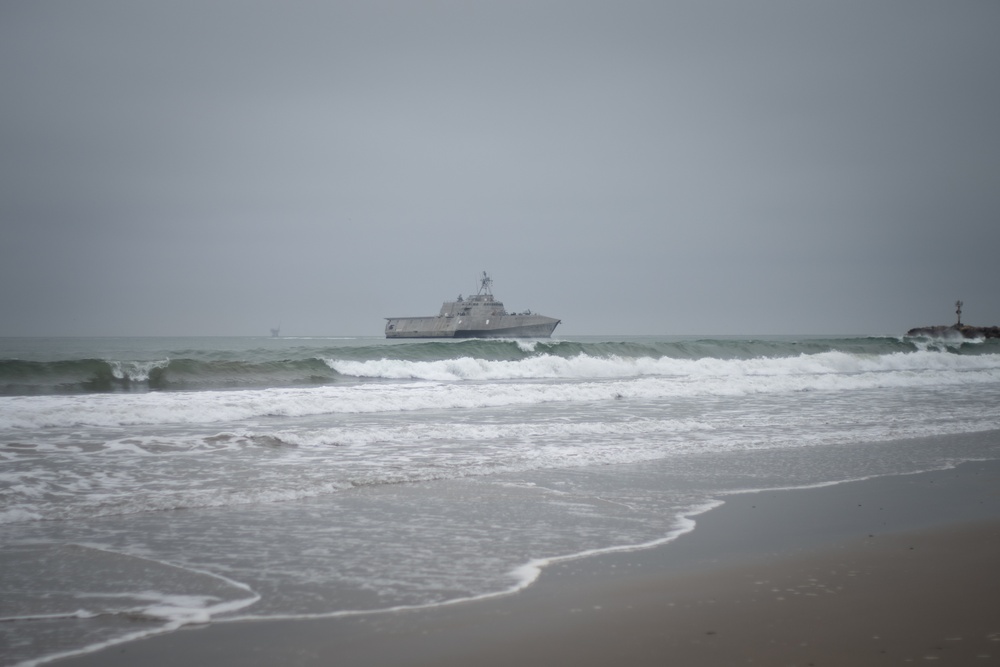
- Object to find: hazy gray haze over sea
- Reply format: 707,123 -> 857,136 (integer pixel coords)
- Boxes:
2,1 -> 998,337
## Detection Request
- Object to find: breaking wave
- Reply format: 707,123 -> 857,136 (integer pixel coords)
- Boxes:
1,336 -> 995,396
3,348 -> 998,429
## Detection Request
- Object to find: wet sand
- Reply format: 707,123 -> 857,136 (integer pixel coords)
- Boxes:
55,460 -> 1000,667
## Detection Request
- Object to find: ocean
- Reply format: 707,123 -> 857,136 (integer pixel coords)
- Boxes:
2,334 -> 999,666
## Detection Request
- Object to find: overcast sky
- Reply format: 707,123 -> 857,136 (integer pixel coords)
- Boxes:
2,1 -> 998,337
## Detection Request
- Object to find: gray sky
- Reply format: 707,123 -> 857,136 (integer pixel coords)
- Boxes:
2,1 -> 998,337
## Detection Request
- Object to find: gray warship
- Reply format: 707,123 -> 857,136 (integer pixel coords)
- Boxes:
385,272 -> 561,338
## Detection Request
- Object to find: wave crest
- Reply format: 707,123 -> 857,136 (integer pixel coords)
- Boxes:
3,349 -> 999,429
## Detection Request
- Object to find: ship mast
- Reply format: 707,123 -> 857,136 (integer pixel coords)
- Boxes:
476,271 -> 493,297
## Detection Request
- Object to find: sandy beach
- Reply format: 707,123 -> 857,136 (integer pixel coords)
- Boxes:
53,459 -> 1000,667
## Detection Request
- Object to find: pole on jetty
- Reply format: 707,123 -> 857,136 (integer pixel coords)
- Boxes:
956,300 -> 963,326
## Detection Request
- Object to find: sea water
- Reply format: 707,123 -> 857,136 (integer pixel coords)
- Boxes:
2,334 -> 999,665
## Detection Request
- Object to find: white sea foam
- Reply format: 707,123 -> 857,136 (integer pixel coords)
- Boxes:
2,351 -> 998,429
3,544 -> 260,667
503,504 -> 716,595
4,384 -> 996,526
218,501 -> 722,625
327,349 -> 1000,382
246,417 -> 712,449
106,359 -> 169,382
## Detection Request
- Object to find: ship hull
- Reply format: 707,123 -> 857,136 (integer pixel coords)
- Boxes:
385,315 -> 560,339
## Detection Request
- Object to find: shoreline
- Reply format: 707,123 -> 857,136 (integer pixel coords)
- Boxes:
50,458 -> 1000,667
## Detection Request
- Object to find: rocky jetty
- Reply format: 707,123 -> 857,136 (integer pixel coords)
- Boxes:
905,324 -> 1000,339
